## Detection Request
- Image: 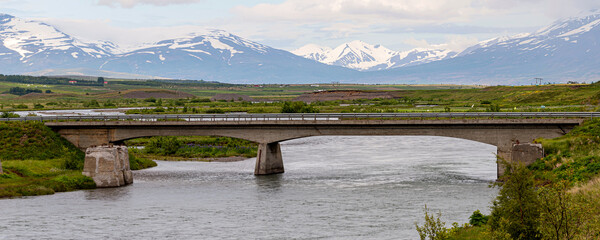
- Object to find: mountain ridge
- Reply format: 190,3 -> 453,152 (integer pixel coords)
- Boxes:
292,41 -> 456,71
1,12 -> 600,84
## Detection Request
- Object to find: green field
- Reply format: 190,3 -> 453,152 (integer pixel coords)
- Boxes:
1,77 -> 598,113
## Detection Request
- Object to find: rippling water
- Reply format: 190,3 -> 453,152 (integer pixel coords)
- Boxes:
0,136 -> 498,240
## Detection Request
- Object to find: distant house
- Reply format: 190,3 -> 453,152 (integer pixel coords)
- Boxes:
68,80 -> 77,84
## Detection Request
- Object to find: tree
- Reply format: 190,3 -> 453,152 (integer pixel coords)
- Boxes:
97,77 -> 105,85
537,181 -> 583,240
489,162 -> 541,240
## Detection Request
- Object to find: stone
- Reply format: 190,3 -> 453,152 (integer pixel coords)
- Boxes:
83,145 -> 133,188
0,159 -> 3,174
511,143 -> 544,165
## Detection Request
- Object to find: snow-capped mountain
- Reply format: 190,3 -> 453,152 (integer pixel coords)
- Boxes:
98,30 -> 357,83
292,41 -> 455,71
371,10 -> 600,84
1,11 -> 600,84
0,14 -> 115,74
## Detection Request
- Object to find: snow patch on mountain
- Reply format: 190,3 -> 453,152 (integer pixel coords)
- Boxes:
293,41 -> 455,71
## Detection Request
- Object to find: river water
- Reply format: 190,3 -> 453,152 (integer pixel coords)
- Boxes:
0,136 -> 498,240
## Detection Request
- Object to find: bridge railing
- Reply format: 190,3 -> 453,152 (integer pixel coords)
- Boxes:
0,112 -> 598,122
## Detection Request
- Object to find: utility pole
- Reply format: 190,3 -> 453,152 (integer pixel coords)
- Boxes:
534,78 -> 543,85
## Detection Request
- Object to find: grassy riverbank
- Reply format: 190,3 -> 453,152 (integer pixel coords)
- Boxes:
126,136 -> 257,161
418,119 -> 600,239
0,122 -> 156,198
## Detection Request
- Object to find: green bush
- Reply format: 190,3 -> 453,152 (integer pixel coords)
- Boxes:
469,210 -> 489,227
83,100 -> 100,108
281,101 -> 319,113
206,108 -> 225,114
14,104 -> 28,109
1,112 -> 20,118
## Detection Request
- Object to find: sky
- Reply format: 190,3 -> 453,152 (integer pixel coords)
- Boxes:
1,0 -> 600,52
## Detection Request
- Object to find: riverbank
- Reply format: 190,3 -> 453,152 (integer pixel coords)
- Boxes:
126,136 -> 258,162
0,121 -> 156,198
438,119 -> 600,239
130,154 -> 250,162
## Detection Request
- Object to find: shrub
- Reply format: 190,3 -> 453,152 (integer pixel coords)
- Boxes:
415,205 -> 450,240
206,108 -> 225,114
281,101 -> 319,113
1,112 -> 20,118
469,210 -> 489,227
83,100 -> 100,108
14,104 -> 28,109
191,98 -> 211,103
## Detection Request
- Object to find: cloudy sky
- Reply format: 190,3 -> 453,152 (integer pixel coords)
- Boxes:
1,0 -> 600,52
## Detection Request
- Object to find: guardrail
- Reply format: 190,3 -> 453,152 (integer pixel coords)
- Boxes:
0,112 -> 598,122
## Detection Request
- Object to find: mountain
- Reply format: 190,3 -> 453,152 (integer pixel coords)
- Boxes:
98,30 -> 357,83
1,11 -> 600,84
368,10 -> 600,84
292,41 -> 455,71
0,14 -> 356,83
0,14 -> 115,74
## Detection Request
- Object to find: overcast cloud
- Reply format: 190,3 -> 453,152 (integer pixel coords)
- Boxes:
96,0 -> 204,8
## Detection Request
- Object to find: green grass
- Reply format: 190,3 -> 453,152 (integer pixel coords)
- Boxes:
127,136 -> 258,160
0,158 -> 95,197
2,79 -> 599,113
0,121 -> 157,198
532,119 -> 600,184
447,226 -> 489,240
129,152 -> 158,170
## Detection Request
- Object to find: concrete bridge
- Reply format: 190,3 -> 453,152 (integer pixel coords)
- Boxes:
29,112 -> 591,181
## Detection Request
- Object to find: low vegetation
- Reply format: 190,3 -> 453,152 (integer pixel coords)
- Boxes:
0,121 -> 156,198
415,119 -> 600,239
126,136 -> 258,161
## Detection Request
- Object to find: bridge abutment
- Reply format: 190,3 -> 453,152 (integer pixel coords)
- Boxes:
83,145 -> 133,187
255,142 -> 284,175
497,143 -> 544,178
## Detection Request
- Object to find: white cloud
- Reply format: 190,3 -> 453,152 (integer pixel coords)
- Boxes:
404,36 -> 480,52
233,0 -> 600,25
96,0 -> 203,8
39,18 -> 212,50
232,0 -> 480,24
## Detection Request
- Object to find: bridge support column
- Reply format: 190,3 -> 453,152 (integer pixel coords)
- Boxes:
83,145 -> 133,187
497,143 -> 544,178
255,142 -> 284,175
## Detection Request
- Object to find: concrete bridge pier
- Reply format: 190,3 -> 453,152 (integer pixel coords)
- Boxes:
255,142 -> 284,175
83,145 -> 133,187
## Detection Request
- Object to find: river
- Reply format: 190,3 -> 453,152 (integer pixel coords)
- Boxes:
0,136 -> 498,239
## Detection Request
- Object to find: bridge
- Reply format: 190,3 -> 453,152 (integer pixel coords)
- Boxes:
2,112 -> 594,186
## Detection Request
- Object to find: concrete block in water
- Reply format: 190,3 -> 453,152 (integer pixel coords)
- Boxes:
83,145 -> 133,188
